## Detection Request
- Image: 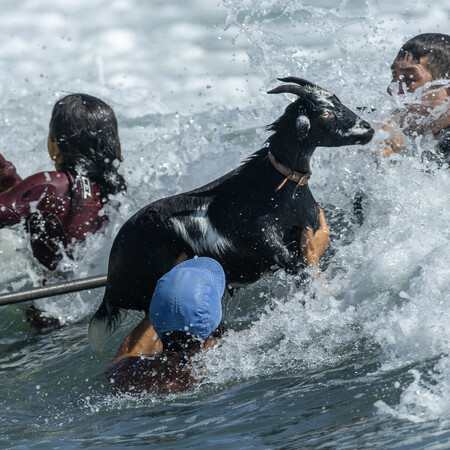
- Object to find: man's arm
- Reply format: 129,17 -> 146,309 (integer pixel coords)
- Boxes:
300,203 -> 330,271
111,315 -> 162,364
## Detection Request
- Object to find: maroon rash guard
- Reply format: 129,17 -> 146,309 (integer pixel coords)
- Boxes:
0,155 -> 104,270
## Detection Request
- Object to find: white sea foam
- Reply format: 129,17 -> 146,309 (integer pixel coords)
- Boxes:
375,357 -> 450,424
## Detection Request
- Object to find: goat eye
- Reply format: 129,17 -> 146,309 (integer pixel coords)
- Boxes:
320,111 -> 330,118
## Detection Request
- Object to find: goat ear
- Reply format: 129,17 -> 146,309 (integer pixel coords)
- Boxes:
296,112 -> 310,140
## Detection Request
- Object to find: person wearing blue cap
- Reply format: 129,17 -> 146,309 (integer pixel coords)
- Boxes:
106,257 -> 226,394
105,217 -> 329,394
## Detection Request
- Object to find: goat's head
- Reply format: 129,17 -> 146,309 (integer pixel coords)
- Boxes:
267,78 -> 374,161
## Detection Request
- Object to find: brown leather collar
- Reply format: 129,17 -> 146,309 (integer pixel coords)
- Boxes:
268,152 -> 311,192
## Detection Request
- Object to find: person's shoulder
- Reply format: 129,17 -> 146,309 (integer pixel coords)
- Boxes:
108,354 -> 165,376
20,171 -> 70,193
20,170 -> 68,185
106,355 -> 161,394
106,354 -> 194,394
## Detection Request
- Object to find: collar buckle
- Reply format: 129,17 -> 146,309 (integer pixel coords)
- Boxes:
268,152 -> 312,192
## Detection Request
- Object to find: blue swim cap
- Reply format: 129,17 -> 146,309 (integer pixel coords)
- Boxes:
149,257 -> 225,340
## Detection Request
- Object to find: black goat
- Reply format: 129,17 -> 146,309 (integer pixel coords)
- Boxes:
88,77 -> 374,351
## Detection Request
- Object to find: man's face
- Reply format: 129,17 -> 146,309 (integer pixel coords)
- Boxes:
387,54 -> 448,110
387,54 -> 433,95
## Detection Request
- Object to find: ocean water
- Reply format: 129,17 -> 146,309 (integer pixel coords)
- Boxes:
0,0 -> 449,448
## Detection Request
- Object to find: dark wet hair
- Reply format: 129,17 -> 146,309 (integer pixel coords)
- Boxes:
161,331 -> 205,356
395,33 -> 450,80
161,327 -> 222,357
50,93 -> 126,199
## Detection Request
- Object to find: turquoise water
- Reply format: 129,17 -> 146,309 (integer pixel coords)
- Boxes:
0,0 -> 449,447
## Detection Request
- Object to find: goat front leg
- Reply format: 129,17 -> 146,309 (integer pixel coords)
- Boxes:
261,226 -> 305,275
262,210 -> 329,279
263,232 -> 315,292
272,247 -> 304,274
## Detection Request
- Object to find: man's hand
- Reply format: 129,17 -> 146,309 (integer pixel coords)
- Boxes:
376,118 -> 404,157
300,203 -> 330,270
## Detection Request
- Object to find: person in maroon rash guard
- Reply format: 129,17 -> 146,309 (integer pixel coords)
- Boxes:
0,93 -> 126,329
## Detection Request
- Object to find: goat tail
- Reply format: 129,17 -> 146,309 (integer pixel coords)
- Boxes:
88,300 -> 125,352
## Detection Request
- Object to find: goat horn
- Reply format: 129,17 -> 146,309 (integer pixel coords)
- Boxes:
267,84 -> 310,97
277,77 -> 326,92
